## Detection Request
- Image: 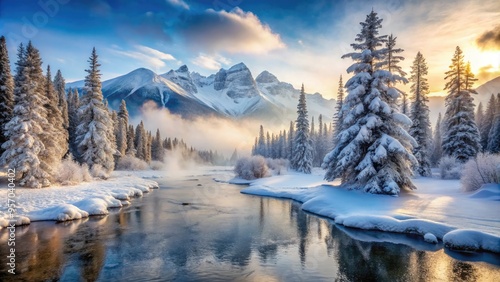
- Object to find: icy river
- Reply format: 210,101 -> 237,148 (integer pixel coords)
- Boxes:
1,169 -> 499,281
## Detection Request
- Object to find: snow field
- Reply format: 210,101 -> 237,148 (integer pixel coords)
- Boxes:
239,170 -> 500,253
0,171 -> 159,227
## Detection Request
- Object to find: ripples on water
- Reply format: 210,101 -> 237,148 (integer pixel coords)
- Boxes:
1,175 -> 499,281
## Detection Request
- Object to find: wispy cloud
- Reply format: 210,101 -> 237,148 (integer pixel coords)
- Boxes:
191,53 -> 231,70
167,0 -> 189,10
110,45 -> 177,70
176,8 -> 286,54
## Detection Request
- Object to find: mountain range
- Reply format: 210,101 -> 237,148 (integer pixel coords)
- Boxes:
67,63 -> 336,126
67,63 -> 500,128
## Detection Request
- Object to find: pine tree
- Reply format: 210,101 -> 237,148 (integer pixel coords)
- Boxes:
333,75 -> 344,141
75,48 -> 115,171
475,102 -> 484,139
408,52 -> 432,176
53,69 -> 69,133
42,65 -> 67,168
151,129 -> 165,161
487,94 -> 500,153
145,131 -> 152,163
0,36 -> 14,153
288,121 -> 294,160
126,124 -> 136,156
256,125 -> 266,157
1,42 -> 52,187
266,131 -> 271,158
67,88 -> 80,158
134,121 -> 147,160
116,100 -> 128,156
322,11 -> 417,195
480,94 -> 496,151
291,84 -> 313,173
430,113 -> 443,166
442,47 -> 480,162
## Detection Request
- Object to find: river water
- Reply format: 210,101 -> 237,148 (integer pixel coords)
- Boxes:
1,169 -> 499,281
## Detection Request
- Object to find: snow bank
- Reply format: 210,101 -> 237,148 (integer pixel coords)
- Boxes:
0,171 -> 159,227
240,171 -> 500,253
443,230 -> 500,253
468,184 -> 500,200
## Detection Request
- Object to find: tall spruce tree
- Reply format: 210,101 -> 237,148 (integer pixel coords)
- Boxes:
135,121 -> 146,160
288,121 -> 294,159
480,94 -> 496,151
152,129 -> 164,161
75,48 -> 115,171
430,113 -> 443,166
487,94 -> 500,153
67,88 -> 80,158
322,11 -> 417,195
0,36 -> 14,153
442,47 -> 480,162
408,52 -> 432,176
257,125 -> 266,156
475,102 -> 485,139
126,124 -> 136,156
333,75 -> 344,141
1,42 -> 52,187
291,84 -> 313,173
116,100 -> 129,156
42,65 -> 67,168
53,69 -> 69,133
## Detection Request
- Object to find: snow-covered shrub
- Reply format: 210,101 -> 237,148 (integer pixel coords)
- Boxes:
116,155 -> 149,171
438,156 -> 462,179
149,161 -> 165,171
90,164 -> 109,179
461,153 -> 500,192
234,156 -> 269,180
266,158 -> 289,175
56,158 -> 92,185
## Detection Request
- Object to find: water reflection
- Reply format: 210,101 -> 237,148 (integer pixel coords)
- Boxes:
0,176 -> 499,281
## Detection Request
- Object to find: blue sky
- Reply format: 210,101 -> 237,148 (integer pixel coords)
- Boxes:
1,0 -> 499,98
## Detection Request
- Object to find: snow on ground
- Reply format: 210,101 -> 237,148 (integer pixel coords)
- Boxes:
0,171 -> 159,227
240,168 -> 500,253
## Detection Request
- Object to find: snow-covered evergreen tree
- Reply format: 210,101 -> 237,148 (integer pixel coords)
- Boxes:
126,124 -> 136,156
75,48 -> 115,171
67,88 -> 80,158
333,75 -> 344,141
408,52 -> 432,176
0,36 -> 14,153
135,121 -> 146,160
322,11 -> 417,195
53,69 -> 69,133
487,94 -> 500,153
480,94 -> 496,151
116,100 -> 128,156
442,47 -> 480,162
430,113 -> 443,166
1,42 -> 52,187
42,65 -> 67,167
291,84 -> 313,173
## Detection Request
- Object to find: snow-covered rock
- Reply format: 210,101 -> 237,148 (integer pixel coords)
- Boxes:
424,233 -> 438,244
443,229 -> 500,253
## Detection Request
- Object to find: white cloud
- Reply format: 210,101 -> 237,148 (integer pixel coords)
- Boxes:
178,8 -> 285,54
167,0 -> 189,10
111,45 -> 176,70
191,53 -> 231,70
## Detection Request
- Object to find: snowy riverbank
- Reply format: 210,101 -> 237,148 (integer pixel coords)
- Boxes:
236,169 -> 500,253
0,171 -> 159,227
